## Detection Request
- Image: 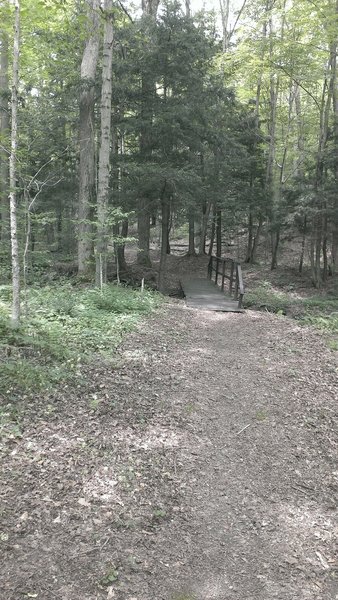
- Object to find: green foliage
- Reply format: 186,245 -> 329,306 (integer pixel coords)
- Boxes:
244,281 -> 338,349
100,567 -> 119,586
0,283 -> 161,395
243,282 -> 290,314
300,313 -> 338,334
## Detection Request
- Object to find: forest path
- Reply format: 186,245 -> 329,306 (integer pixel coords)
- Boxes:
1,302 -> 337,600
180,277 -> 243,311
124,304 -> 337,600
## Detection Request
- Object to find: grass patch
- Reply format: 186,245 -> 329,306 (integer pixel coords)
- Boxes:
300,313 -> 338,334
0,283 -> 161,396
243,281 -> 338,347
243,282 -> 290,314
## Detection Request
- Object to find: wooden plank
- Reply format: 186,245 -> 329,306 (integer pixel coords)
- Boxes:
181,278 -> 244,313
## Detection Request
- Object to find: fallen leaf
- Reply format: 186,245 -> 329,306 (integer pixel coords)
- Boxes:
78,498 -> 90,507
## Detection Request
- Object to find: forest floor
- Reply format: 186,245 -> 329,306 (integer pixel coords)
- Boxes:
1,257 -> 338,600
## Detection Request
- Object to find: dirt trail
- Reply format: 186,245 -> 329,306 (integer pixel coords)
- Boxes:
1,302 -> 337,600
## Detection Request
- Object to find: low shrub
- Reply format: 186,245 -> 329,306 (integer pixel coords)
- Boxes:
0,283 -> 161,395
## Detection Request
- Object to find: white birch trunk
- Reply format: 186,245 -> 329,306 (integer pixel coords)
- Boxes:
0,30 -> 10,242
78,0 -> 100,274
95,0 -> 114,286
219,0 -> 230,52
9,0 -> 20,326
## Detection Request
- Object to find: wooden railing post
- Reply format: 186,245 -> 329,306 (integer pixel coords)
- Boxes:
229,261 -> 234,295
234,266 -> 239,300
237,264 -> 244,308
205,255 -> 245,309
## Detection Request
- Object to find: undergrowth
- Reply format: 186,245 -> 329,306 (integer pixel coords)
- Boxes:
0,283 -> 161,397
244,281 -> 338,345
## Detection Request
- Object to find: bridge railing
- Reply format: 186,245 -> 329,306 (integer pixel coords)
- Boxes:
207,255 -> 245,308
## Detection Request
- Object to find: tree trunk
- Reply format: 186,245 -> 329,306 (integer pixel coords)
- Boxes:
137,0 -> 159,267
188,209 -> 196,256
78,0 -> 100,275
311,58 -> 334,286
9,0 -> 20,326
216,208 -> 222,257
208,208 -> 216,256
245,208 -> 253,262
166,210 -> 172,254
266,12 -> 279,268
250,214 -> 263,263
199,199 -> 212,255
299,217 -> 306,274
142,0 -> 159,16
95,0 -> 114,287
219,0 -> 230,53
322,209 -> 328,280
116,218 -> 128,273
271,227 -> 280,270
0,30 -> 9,243
158,182 -> 169,293
330,7 -> 338,272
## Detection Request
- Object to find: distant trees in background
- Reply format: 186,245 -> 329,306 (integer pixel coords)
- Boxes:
0,0 -> 337,319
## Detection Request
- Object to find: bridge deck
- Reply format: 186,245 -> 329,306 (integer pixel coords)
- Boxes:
180,278 -> 243,312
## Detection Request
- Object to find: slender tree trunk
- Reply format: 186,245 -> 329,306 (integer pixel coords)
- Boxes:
250,214 -> 263,263
216,208 -> 222,257
294,83 -> 308,274
0,30 -> 9,243
330,6 -> 338,272
271,77 -> 294,271
95,0 -> 114,287
78,0 -> 100,275
271,228 -> 280,270
115,218 -> 128,273
245,208 -> 253,262
246,16 -> 266,265
188,209 -> 196,256
322,209 -> 328,280
199,199 -> 212,255
311,61 -> 333,286
137,195 -> 152,266
137,0 -> 159,267
9,0 -> 20,326
219,0 -> 230,52
158,181 -> 169,293
208,207 -> 216,255
299,216 -> 306,274
266,10 -> 280,269
166,210 -> 172,254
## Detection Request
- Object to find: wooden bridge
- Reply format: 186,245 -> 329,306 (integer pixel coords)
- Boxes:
181,256 -> 245,312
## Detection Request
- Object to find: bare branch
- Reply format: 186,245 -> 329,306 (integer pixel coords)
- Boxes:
269,60 -> 321,110
229,0 -> 248,41
117,0 -> 134,22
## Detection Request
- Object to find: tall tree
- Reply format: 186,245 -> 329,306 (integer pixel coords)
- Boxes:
78,0 -> 100,275
137,0 -> 160,266
95,0 -> 114,286
9,0 -> 20,326
0,29 -> 9,242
